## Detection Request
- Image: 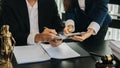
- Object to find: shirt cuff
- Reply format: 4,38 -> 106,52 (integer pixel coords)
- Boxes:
65,19 -> 75,32
27,32 -> 39,44
87,22 -> 100,35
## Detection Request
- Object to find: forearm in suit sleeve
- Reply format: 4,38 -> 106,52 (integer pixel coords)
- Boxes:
91,0 -> 110,26
50,0 -> 65,33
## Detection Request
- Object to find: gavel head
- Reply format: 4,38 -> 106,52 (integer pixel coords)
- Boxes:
101,54 -> 114,63
95,54 -> 116,68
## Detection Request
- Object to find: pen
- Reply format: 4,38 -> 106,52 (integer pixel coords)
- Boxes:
44,27 -> 57,34
44,27 -> 48,29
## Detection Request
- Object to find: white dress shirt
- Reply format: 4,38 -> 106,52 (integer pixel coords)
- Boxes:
65,0 -> 100,35
26,0 -> 39,44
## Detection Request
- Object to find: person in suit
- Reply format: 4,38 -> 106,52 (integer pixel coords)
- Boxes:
64,0 -> 112,44
0,0 -> 64,46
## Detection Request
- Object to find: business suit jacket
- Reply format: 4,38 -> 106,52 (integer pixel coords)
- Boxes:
65,0 -> 111,32
1,0 -> 64,45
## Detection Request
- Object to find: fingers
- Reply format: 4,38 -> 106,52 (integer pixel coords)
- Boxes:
69,36 -> 84,42
69,32 -> 92,42
70,28 -> 94,42
64,25 -> 74,34
64,27 -> 70,34
49,39 -> 62,47
44,27 -> 57,35
42,28 -> 57,41
35,28 -> 58,42
40,33 -> 56,42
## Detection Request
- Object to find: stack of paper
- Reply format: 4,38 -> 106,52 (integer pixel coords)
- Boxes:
109,40 -> 120,60
13,43 -> 80,64
105,27 -> 120,41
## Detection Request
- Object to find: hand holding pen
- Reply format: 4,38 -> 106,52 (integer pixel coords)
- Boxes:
35,27 -> 62,47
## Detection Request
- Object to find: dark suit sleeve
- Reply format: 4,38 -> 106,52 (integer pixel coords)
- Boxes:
65,0 -> 76,21
91,0 -> 110,26
1,0 -> 28,45
50,0 -> 65,32
65,0 -> 111,27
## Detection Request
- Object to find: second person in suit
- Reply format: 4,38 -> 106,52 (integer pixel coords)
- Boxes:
64,0 -> 112,44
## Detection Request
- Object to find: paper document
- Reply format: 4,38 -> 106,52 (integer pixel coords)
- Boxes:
13,43 -> 80,64
109,40 -> 120,52
41,43 -> 80,59
13,45 -> 50,64
109,40 -> 120,60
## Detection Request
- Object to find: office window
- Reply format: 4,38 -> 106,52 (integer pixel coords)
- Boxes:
105,27 -> 120,41
105,4 -> 120,41
108,4 -> 120,20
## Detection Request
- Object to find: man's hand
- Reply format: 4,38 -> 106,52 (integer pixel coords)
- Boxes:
69,28 -> 94,42
49,37 -> 62,47
35,28 -> 63,47
35,28 -> 57,42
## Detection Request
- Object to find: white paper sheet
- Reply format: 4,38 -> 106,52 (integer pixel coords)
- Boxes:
13,45 -> 50,64
13,43 -> 80,64
110,41 -> 120,48
40,43 -> 80,59
109,40 -> 120,51
109,40 -> 120,60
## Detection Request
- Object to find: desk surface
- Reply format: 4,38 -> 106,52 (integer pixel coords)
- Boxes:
0,40 -> 119,68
